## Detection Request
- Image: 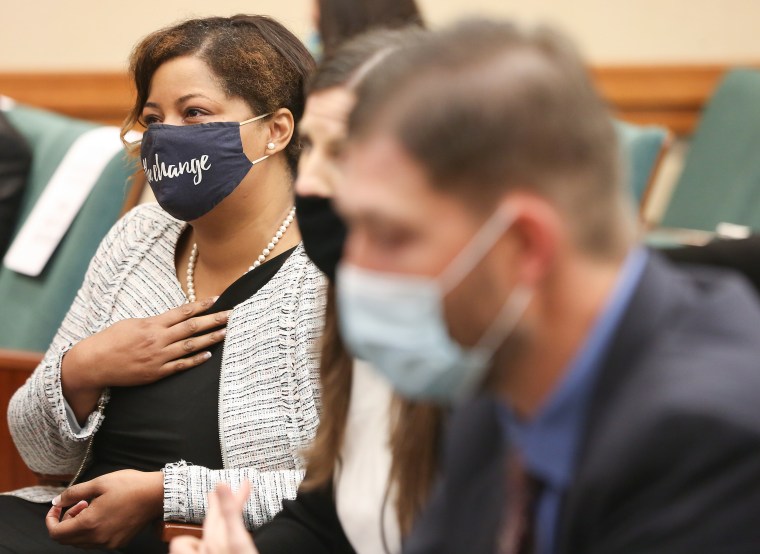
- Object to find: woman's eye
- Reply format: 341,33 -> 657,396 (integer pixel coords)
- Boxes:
142,115 -> 161,126
184,108 -> 207,120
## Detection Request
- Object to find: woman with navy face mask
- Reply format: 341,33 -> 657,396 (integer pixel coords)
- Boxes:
170,28 -> 442,554
0,15 -> 326,553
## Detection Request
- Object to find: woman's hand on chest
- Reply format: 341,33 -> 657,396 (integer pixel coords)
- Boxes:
61,296 -> 231,424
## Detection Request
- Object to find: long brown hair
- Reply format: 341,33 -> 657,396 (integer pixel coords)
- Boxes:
299,29 -> 442,539
121,14 -> 315,177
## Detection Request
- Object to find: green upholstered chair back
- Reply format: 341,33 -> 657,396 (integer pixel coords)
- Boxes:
660,68 -> 760,231
0,104 -> 139,351
614,120 -> 670,209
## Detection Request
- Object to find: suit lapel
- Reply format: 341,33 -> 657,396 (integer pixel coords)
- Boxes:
556,254 -> 683,551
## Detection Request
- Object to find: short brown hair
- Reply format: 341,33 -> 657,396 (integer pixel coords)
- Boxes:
122,15 -> 315,176
351,19 -> 635,257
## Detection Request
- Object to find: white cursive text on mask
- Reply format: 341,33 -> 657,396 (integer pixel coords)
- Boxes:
142,154 -> 211,186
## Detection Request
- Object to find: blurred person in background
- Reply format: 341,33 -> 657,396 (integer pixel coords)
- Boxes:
308,0 -> 424,59
335,18 -> 760,554
170,28 -> 440,554
0,15 -> 325,554
0,109 -> 32,258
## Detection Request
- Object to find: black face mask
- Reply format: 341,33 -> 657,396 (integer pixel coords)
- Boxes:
295,194 -> 347,281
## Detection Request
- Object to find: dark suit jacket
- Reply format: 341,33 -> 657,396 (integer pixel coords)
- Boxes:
405,253 -> 760,554
662,237 -> 760,296
0,111 -> 32,257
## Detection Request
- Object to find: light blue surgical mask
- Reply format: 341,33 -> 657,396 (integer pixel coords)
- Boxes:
336,208 -> 533,403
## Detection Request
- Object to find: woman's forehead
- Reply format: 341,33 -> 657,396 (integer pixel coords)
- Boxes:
147,56 -> 226,102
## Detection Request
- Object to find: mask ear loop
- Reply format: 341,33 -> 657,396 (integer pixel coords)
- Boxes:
249,155 -> 270,165
240,112 -> 275,165
438,207 -> 517,293
239,112 -> 273,126
476,284 -> 532,353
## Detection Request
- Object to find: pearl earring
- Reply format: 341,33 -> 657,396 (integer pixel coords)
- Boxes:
267,142 -> 276,150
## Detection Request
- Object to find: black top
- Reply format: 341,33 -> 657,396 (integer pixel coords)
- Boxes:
254,480 -> 356,554
82,247 -> 296,482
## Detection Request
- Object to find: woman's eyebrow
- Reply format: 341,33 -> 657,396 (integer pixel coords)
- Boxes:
143,94 -> 217,111
176,93 -> 216,106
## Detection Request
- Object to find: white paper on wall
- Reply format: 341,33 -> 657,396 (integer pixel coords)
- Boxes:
3,126 -> 134,277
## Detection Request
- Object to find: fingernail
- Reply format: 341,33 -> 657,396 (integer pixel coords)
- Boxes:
212,296 -> 220,302
204,351 -> 212,360
219,327 -> 227,337
52,495 -> 60,506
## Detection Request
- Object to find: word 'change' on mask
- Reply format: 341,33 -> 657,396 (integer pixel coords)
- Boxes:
139,113 -> 271,221
337,208 -> 533,403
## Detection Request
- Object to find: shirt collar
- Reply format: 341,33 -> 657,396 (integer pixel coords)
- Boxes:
499,248 -> 649,488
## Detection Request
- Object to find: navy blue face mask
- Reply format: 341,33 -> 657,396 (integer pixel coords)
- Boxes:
139,113 -> 271,221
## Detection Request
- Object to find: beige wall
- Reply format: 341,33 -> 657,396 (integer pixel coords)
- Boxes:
2,0 -> 760,71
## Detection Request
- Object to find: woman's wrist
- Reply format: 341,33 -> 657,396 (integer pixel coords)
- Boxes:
61,341 -> 104,422
141,470 -> 166,519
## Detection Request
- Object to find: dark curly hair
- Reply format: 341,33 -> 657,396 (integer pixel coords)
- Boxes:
122,14 -> 315,176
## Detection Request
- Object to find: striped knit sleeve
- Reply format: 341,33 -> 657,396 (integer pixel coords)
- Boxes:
6,208 -> 140,475
163,463 -> 305,528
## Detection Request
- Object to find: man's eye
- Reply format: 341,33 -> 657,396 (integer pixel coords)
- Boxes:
327,140 -> 347,159
374,229 -> 410,249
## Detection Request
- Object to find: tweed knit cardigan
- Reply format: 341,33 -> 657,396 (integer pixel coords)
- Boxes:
6,203 -> 327,528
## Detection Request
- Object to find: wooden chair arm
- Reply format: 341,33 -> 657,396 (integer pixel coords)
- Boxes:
639,128 -> 675,227
33,473 -> 73,487
1,346 -> 201,543
160,522 -> 204,542
0,349 -> 43,372
0,350 -> 73,489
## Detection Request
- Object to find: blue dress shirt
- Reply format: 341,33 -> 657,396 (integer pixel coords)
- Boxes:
499,248 -> 648,554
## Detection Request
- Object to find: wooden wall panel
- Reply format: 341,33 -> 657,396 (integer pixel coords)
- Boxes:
0,72 -> 133,126
590,64 -> 746,136
0,368 -> 36,491
1,64 -> 758,135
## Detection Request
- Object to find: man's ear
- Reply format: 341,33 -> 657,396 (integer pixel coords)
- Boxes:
498,192 -> 562,287
266,108 -> 296,153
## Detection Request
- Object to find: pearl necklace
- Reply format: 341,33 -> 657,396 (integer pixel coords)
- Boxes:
185,206 -> 296,303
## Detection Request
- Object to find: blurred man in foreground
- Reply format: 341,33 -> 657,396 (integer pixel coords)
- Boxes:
335,19 -> 760,554
170,18 -> 760,554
